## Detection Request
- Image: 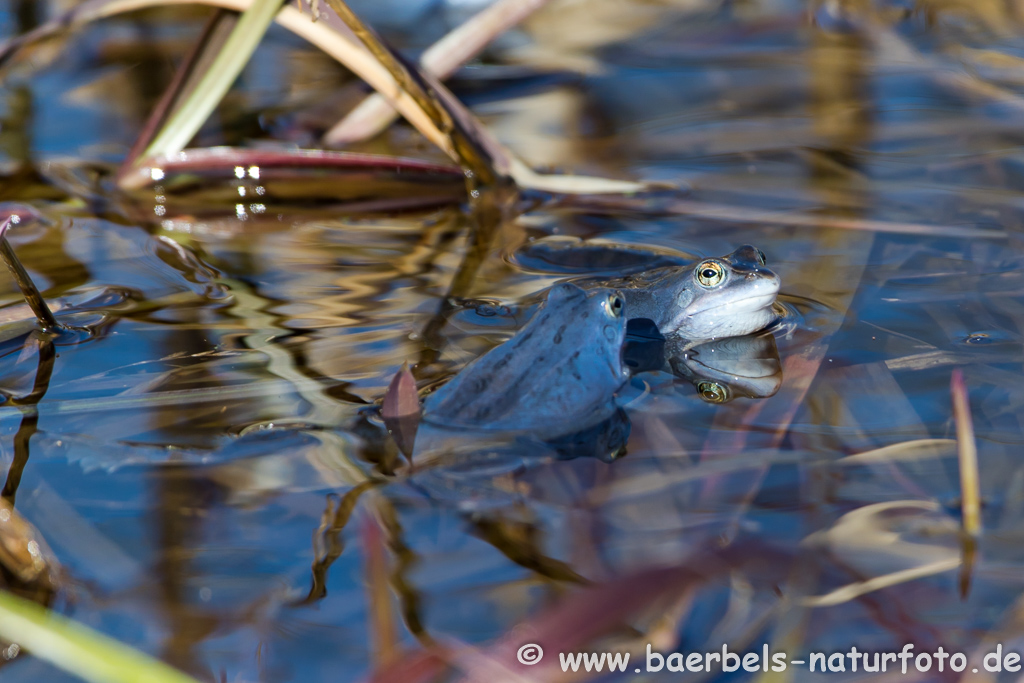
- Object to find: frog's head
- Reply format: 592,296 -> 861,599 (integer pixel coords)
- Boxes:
544,282 -> 629,381
676,245 -> 780,339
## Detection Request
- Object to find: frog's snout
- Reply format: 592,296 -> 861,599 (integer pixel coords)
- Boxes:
749,269 -> 781,286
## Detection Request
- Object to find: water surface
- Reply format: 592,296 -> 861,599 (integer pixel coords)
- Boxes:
1,1 -> 1023,681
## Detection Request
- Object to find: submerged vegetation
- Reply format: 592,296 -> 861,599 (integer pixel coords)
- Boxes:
0,0 -> 1021,681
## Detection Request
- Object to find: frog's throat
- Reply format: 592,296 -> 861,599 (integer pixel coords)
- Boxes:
685,291 -> 779,317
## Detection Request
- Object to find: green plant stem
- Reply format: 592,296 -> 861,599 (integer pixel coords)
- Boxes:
140,0 -> 285,161
0,590 -> 201,683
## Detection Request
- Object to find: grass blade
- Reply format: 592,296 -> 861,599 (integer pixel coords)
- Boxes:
139,0 -> 285,162
0,590 -> 202,683
952,368 -> 981,539
116,9 -> 237,182
952,368 -> 981,597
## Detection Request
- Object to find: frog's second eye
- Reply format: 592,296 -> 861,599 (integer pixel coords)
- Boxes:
697,381 -> 729,404
695,261 -> 725,287
606,294 -> 624,318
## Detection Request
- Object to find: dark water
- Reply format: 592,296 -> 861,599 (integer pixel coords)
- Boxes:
1,1 -> 1024,681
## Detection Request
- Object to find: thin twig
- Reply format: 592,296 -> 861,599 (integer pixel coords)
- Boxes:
0,217 -> 59,331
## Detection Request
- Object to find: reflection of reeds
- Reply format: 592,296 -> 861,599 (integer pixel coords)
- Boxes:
363,513 -> 398,669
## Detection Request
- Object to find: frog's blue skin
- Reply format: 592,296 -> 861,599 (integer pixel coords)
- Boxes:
422,283 -> 629,438
574,245 -> 780,339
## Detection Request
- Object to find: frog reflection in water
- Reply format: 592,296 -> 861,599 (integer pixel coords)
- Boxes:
624,324 -> 783,404
422,282 -> 630,439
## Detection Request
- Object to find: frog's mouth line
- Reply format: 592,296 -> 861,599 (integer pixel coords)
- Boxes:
686,292 -> 779,317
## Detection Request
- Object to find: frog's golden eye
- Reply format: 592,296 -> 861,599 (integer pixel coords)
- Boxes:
695,260 -> 725,287
697,381 -> 729,404
605,294 -> 624,318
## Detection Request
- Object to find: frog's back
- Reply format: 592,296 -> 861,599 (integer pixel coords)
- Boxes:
423,283 -> 628,437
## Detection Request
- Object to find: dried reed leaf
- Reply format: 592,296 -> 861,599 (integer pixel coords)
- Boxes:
806,501 -> 960,606
325,0 -> 554,145
320,0 -> 474,171
562,196 -> 1007,238
952,369 -> 982,539
952,369 -> 982,596
801,558 -> 961,607
4,0 -> 454,187
838,438 -> 956,464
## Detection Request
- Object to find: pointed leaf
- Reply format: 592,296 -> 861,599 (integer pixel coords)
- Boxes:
382,363 -> 420,459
